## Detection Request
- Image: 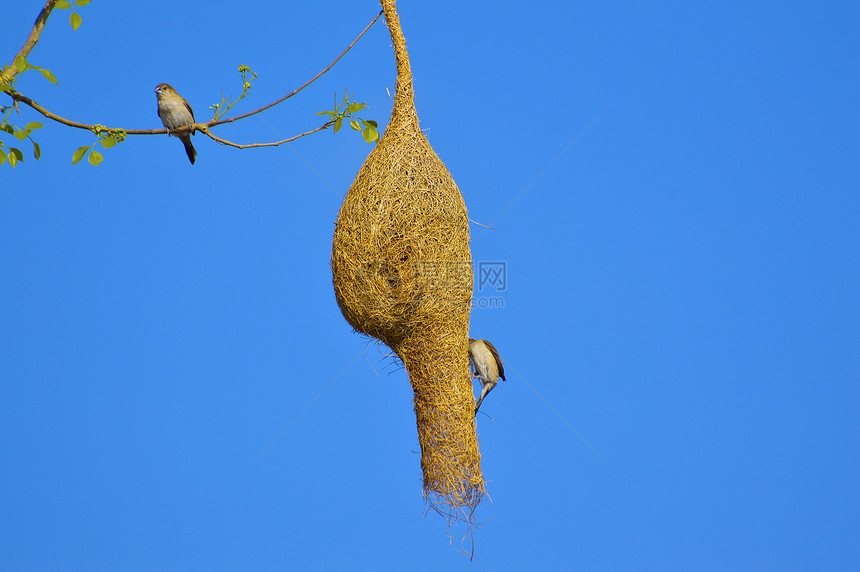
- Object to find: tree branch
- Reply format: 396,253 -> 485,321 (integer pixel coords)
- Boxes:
1,0 -> 62,84
2,9 -> 384,148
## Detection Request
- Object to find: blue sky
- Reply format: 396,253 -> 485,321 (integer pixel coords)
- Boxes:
2,1 -> 858,570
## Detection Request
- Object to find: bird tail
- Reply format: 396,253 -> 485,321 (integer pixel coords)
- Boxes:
181,135 -> 197,165
474,383 -> 492,416
474,395 -> 485,415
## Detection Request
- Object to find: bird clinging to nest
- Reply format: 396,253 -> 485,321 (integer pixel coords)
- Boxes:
469,338 -> 506,415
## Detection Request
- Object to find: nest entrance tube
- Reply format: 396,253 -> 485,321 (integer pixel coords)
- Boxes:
331,0 -> 484,513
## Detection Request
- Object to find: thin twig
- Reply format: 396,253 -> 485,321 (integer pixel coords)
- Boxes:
468,218 -> 496,229
200,121 -> 332,149
209,10 -> 383,127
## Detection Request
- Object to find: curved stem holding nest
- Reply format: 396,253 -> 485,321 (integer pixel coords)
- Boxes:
379,0 -> 418,128
380,0 -> 411,86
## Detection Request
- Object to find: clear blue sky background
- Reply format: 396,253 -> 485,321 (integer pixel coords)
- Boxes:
2,1 -> 858,570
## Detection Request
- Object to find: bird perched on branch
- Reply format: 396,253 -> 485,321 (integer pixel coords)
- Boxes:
469,338 -> 505,415
155,83 -> 197,164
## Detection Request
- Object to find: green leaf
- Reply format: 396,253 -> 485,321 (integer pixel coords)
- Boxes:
0,149 -> 6,165
0,84 -> 12,93
315,110 -> 334,117
40,68 -> 58,85
362,127 -> 379,143
76,0 -> 92,5
347,102 -> 367,114
24,122 -> 44,130
363,120 -> 379,128
32,140 -> 40,160
8,150 -> 17,167
1,124 -> 14,135
10,147 -> 24,163
333,117 -> 342,133
70,12 -> 82,31
349,120 -> 361,131
15,55 -> 28,72
88,149 -> 103,165
56,0 -> 72,8
72,145 -> 88,164
13,129 -> 31,141
101,135 -> 117,149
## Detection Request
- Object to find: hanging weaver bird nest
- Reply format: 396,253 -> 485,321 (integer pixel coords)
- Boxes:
331,0 -> 484,514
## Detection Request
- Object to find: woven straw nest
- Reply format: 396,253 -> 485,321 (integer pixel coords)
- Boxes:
331,0 -> 484,513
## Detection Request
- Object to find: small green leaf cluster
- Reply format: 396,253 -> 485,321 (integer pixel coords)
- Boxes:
0,117 -> 42,167
210,65 -> 258,121
7,55 -> 58,86
72,125 -> 126,166
55,0 -> 91,31
0,55 -> 56,167
316,89 -> 379,143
